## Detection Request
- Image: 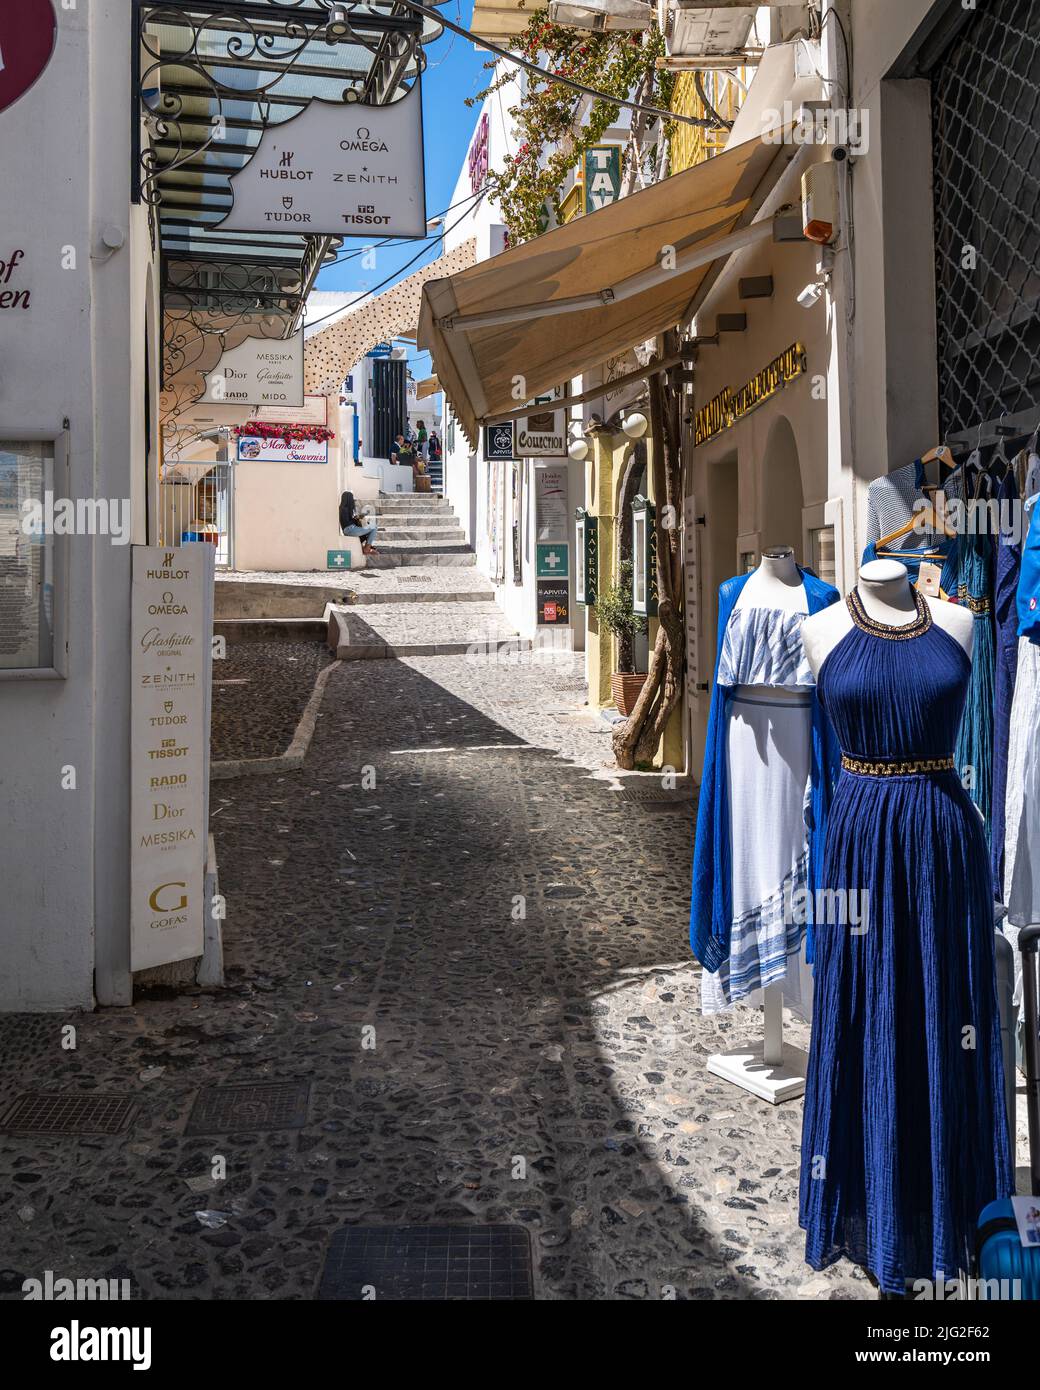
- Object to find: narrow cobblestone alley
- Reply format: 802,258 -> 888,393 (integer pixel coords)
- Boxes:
0,586 -> 870,1300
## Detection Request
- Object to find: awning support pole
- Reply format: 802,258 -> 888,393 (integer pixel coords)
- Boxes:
440,218 -> 780,334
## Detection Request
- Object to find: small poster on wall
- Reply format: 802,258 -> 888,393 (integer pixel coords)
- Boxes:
535,466 -> 568,541
537,579 -> 569,625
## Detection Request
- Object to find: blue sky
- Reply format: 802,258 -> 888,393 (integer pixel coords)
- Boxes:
314,0 -> 490,381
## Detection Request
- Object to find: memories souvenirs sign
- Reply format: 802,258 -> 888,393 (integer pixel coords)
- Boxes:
201,330 -> 304,408
218,84 -> 426,238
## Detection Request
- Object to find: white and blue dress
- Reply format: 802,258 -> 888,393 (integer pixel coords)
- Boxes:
690,569 -> 841,1015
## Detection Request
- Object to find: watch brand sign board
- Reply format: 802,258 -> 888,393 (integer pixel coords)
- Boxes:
219,84 -> 426,238
202,331 -> 304,407
130,546 -> 212,971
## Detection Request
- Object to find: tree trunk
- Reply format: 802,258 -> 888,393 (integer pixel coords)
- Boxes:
612,331 -> 686,770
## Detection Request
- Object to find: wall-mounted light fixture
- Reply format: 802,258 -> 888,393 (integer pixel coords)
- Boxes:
622,411 -> 648,439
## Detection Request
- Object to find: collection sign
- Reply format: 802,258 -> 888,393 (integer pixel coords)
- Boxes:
236,434 -> 328,464
0,2 -> 57,116
219,84 -> 426,238
694,342 -> 807,444
484,421 -> 514,461
517,386 -> 566,458
130,546 -> 212,971
202,330 -> 304,408
584,145 -> 621,213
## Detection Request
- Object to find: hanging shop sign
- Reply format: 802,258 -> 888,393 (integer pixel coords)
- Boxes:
130,545 -> 212,971
632,495 -> 658,618
252,393 -> 328,427
535,465 -> 569,541
201,330 -> 304,408
537,579 -> 569,626
683,493 -> 701,694
235,430 -> 329,464
537,542 -> 568,579
484,421 -> 514,461
584,145 -> 622,213
468,111 -> 489,198
516,386 -> 567,458
219,83 -> 426,238
511,463 -> 523,585
0,2 -> 57,117
575,508 -> 597,606
694,342 -> 808,444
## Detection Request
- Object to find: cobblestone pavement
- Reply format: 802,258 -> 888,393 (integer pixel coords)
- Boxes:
0,637 -> 890,1303
211,639 -> 331,762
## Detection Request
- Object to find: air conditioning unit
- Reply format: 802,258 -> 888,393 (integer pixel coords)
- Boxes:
547,0 -> 650,32
656,3 -> 757,59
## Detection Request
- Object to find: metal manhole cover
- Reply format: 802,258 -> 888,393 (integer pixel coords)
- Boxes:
319,1224 -> 534,1301
0,1093 -> 137,1136
184,1080 -> 310,1135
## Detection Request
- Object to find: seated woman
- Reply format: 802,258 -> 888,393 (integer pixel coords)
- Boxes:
338,490 -> 378,555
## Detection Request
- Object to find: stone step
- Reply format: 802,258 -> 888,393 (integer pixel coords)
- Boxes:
374,496 -> 451,510
214,580 -> 356,619
366,513 -> 460,527
325,601 -> 527,660
215,617 -> 327,642
377,539 -> 472,553
374,528 -> 467,544
349,587 -> 495,604
364,550 -> 476,569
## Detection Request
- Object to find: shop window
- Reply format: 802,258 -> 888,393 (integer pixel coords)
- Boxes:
809,525 -> 836,587
0,432 -> 66,675
740,550 -> 757,573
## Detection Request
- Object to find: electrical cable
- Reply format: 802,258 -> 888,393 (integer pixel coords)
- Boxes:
694,70 -> 733,130
305,187 -> 488,332
391,0 -> 718,129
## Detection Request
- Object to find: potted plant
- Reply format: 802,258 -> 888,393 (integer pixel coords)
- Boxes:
598,560 -> 649,716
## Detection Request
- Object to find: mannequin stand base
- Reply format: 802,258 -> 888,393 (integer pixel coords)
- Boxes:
706,1042 -> 808,1104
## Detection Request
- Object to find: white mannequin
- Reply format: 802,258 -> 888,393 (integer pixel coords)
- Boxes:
734,547 -> 808,707
801,559 -> 973,678
707,545 -> 812,1102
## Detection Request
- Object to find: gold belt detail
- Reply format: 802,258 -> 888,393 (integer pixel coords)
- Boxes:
841,754 -> 955,776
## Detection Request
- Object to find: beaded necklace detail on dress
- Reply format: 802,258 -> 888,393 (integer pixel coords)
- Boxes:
845,584 -> 932,640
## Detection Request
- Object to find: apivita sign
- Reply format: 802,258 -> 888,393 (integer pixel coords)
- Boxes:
202,329 -> 304,407
218,84 -> 426,238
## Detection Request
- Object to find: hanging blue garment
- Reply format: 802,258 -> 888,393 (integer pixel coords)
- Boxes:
954,521 -> 996,843
991,469 -> 1021,895
1018,485 -> 1040,640
860,536 -> 960,598
800,589 -> 1013,1293
689,567 -> 840,974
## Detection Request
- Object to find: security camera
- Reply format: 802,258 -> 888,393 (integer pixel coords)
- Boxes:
797,281 -> 824,309
831,145 -> 849,162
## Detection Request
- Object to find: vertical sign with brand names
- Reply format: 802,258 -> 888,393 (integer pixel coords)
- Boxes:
130,546 -> 213,971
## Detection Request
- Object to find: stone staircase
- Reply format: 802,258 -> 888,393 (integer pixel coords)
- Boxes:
364,494 -> 475,568
216,492 -> 527,661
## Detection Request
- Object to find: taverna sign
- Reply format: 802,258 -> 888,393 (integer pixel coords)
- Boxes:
218,84 -> 426,238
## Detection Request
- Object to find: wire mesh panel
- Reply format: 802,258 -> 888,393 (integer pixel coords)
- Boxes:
931,0 -> 1040,435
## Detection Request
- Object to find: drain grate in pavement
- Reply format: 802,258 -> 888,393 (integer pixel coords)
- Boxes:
184,1080 -> 310,1135
615,785 -> 693,806
319,1224 -> 534,1301
0,1093 -> 137,1136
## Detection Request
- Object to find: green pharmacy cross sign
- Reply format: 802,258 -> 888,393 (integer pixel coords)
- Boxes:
537,542 -> 568,579
327,549 -> 352,570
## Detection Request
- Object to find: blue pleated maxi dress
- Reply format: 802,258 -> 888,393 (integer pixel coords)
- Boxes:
799,589 -> 1014,1294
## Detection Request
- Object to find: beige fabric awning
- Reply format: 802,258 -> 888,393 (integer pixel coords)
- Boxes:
418,131 -> 799,446
416,375 -> 440,400
304,238 -> 477,397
